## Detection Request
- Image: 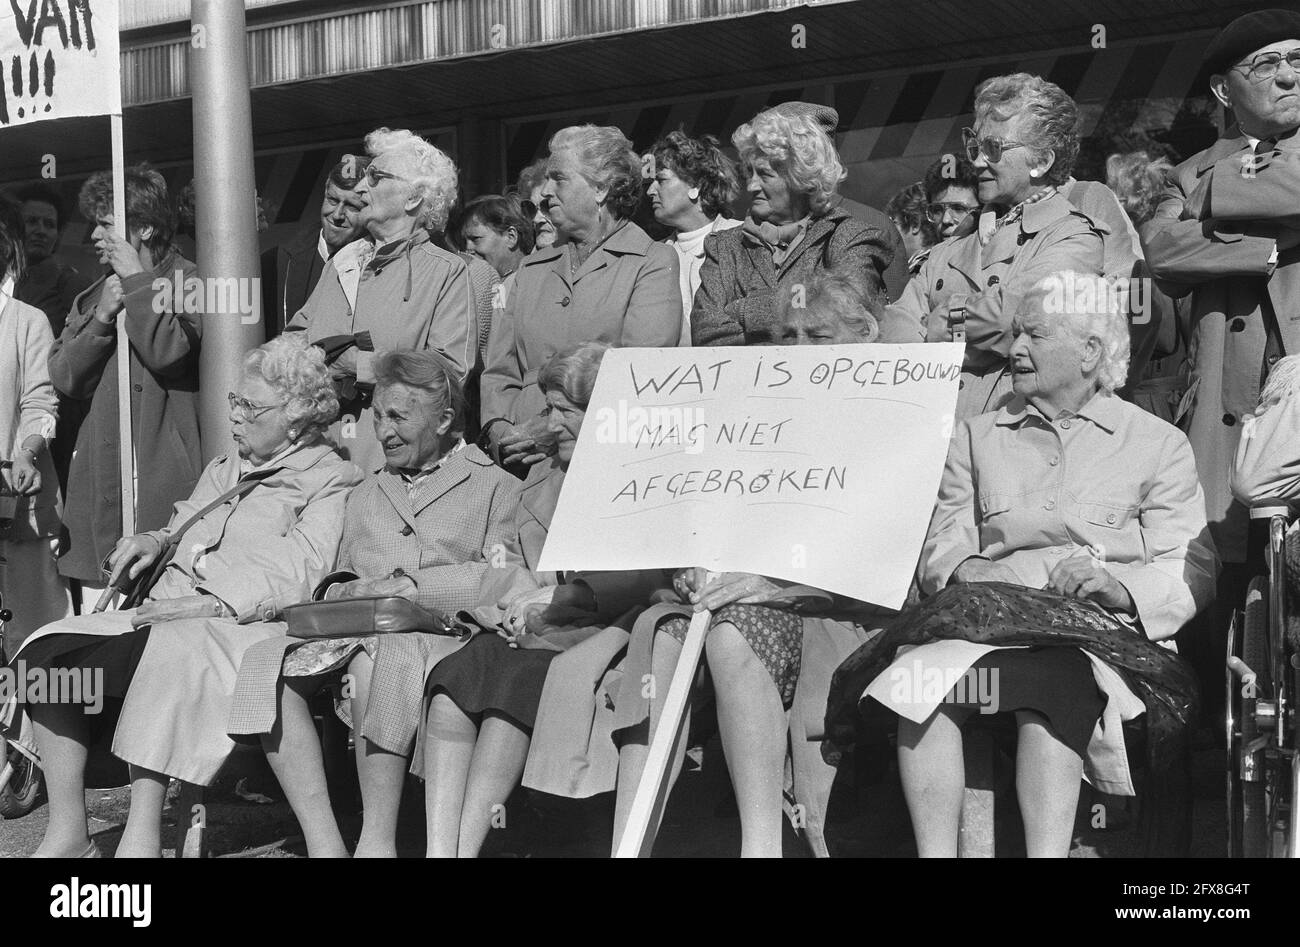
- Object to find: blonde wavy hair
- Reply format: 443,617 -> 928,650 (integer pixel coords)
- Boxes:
365,127 -> 459,233
243,335 -> 339,436
732,107 -> 846,215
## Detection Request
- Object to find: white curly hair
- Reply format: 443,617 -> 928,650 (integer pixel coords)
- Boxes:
1017,271 -> 1131,394
732,107 -> 846,215
243,335 -> 339,435
365,127 -> 459,233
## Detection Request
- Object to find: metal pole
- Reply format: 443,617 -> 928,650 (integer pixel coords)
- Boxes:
191,0 -> 263,463
110,113 -> 134,537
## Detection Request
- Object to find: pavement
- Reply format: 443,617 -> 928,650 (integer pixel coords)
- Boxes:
0,725 -> 1227,858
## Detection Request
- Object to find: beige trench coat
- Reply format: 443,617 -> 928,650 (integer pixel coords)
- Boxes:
886,190 -> 1105,419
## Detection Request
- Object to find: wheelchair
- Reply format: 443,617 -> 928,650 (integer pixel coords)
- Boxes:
1226,503 -> 1300,857
0,587 -> 45,819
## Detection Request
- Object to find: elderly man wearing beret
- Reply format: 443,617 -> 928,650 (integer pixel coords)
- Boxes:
1140,7 -> 1300,706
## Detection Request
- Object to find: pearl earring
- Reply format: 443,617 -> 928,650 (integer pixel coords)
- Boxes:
688,188 -> 700,201
1029,169 -> 1040,178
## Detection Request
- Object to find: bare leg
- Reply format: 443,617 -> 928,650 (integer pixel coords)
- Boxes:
705,621 -> 786,857
897,703 -> 972,858
423,692 -> 477,858
456,712 -> 530,857
29,702 -> 92,857
347,652 -> 405,858
116,766 -> 167,857
612,630 -> 691,853
260,677 -> 348,858
1015,709 -> 1082,858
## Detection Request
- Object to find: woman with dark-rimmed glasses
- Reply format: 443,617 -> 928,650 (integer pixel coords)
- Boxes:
886,73 -> 1105,419
923,154 -> 981,242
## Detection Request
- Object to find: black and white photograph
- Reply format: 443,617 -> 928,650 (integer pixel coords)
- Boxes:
0,0 -> 1292,923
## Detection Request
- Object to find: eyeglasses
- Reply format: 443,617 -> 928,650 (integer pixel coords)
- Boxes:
1233,48 -> 1300,82
962,127 -> 1028,164
364,165 -> 407,186
228,391 -> 286,420
926,201 -> 979,223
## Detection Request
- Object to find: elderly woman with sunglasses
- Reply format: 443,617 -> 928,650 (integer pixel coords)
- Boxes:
16,335 -> 362,857
887,73 -> 1105,419
288,127 -> 476,474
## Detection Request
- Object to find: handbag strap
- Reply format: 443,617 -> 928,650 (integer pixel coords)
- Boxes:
161,465 -> 286,553
122,465 -> 285,610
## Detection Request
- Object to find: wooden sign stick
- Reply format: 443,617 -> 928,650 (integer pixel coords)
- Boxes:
614,598 -> 711,858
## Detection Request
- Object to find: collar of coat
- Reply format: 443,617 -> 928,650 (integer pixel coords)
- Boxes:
735,205 -> 856,277
739,205 -> 854,247
211,438 -> 341,482
521,220 -> 655,278
1193,132 -> 1257,174
373,442 -> 497,521
1009,190 -> 1099,236
993,390 -> 1122,434
366,228 -> 432,272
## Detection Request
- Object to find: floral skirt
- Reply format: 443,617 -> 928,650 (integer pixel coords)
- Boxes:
659,604 -> 802,705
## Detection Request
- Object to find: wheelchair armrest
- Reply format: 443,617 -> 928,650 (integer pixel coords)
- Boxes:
1249,501 -> 1294,521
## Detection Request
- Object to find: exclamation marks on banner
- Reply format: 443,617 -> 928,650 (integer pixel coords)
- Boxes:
6,50 -> 56,120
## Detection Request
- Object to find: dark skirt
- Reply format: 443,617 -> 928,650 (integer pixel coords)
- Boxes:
425,633 -> 557,731
16,628 -> 151,784
946,647 -> 1105,759
18,628 -> 152,704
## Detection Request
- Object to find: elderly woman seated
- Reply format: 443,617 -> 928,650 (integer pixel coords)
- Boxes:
226,350 -> 521,858
828,271 -> 1218,857
613,270 -> 882,858
16,336 -> 362,857
422,341 -> 666,857
288,127 -> 476,473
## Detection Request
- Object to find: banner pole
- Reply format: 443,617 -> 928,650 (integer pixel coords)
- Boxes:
111,111 -> 134,539
614,585 -> 714,858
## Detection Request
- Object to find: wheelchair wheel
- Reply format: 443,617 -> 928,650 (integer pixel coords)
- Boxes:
0,743 -> 44,819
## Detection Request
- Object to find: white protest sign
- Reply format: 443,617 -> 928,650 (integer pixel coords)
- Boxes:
0,0 -> 119,128
538,343 -> 964,610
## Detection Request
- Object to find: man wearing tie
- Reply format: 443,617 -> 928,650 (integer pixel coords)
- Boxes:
1140,8 -> 1300,706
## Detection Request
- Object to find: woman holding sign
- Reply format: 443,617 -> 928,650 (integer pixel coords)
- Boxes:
49,165 -> 203,613
827,272 -> 1217,857
612,275 -> 883,858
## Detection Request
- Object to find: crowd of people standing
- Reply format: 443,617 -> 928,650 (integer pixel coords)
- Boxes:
2,7 -> 1300,858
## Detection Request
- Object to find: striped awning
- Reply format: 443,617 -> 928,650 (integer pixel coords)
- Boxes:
121,0 -> 859,106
